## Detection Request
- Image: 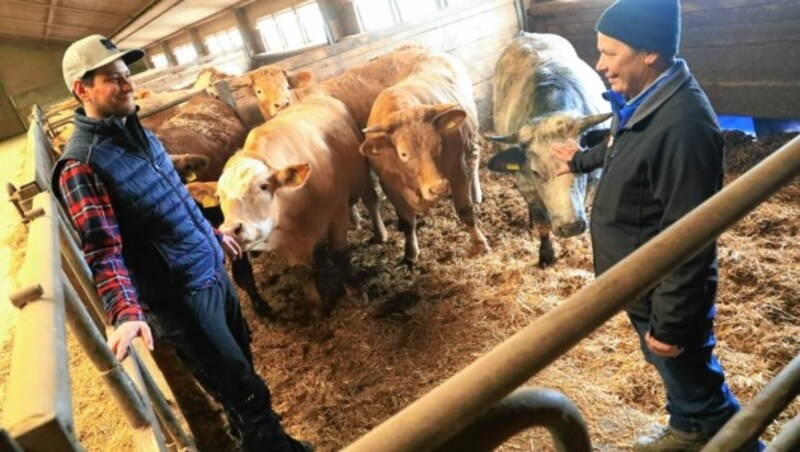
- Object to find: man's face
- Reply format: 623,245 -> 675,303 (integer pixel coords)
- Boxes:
595,33 -> 651,99
75,58 -> 136,119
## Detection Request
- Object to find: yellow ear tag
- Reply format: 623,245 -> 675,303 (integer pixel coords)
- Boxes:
186,172 -> 197,182
201,196 -> 218,208
506,163 -> 520,171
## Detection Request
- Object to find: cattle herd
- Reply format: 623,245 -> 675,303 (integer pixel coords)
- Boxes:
51,32 -> 612,320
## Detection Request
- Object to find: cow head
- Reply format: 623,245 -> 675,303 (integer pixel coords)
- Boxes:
488,112 -> 611,237
217,152 -> 311,250
248,66 -> 313,120
360,103 -> 465,211
169,153 -> 209,183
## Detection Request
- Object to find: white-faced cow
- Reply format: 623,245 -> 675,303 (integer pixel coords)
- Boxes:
247,45 -> 428,127
490,32 -> 611,268
217,94 -> 385,318
360,51 -> 489,265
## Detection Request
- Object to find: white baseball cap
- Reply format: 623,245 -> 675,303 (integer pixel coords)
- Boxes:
62,34 -> 145,92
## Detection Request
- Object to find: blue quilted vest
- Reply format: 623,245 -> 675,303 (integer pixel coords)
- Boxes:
52,109 -> 223,304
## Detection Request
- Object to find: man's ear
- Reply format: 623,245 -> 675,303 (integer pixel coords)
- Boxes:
359,134 -> 392,156
270,163 -> 311,189
72,80 -> 88,102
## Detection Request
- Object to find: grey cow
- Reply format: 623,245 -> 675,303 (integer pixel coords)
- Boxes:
489,32 -> 611,267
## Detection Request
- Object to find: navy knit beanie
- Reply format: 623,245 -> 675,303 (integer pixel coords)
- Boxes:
595,0 -> 681,56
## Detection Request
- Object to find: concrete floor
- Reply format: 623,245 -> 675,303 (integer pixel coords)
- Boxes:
0,133 -> 28,345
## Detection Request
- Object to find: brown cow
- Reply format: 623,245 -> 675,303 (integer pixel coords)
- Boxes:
360,52 -> 489,265
218,94 -> 385,318
247,45 -> 428,127
156,94 -> 247,181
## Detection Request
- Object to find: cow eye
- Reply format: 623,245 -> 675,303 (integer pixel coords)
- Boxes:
255,88 -> 262,95
259,183 -> 269,191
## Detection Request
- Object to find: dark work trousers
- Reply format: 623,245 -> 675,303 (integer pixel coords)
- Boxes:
628,312 -> 741,437
148,272 -> 296,452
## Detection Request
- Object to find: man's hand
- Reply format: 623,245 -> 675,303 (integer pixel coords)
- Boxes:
645,330 -> 683,358
220,233 -> 243,261
108,320 -> 154,362
551,139 -> 581,176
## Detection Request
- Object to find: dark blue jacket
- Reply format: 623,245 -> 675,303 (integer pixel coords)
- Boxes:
570,60 -> 724,347
52,108 -> 223,305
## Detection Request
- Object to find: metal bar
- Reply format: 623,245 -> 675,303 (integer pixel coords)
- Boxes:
138,87 -> 206,119
2,192 -> 79,451
61,275 -> 153,430
434,388 -> 591,452
120,340 -> 169,452
133,348 -> 198,451
344,136 -> 800,451
767,413 -> 800,452
703,354 -> 800,451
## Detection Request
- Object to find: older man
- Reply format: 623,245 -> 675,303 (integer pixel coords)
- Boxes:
552,1 -> 759,450
52,35 -> 311,452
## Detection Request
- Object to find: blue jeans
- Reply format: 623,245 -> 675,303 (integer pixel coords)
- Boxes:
627,312 -> 741,437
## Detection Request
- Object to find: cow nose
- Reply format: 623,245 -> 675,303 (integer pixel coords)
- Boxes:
426,180 -> 450,199
555,219 -> 586,237
221,222 -> 247,242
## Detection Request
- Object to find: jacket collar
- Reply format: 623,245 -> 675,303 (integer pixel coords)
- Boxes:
622,58 -> 690,130
72,106 -> 148,148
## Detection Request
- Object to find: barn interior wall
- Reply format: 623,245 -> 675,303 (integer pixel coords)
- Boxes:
526,0 -> 800,119
0,42 -> 69,140
255,0 -> 521,129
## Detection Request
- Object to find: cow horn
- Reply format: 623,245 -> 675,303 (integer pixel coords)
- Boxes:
579,112 -> 613,130
487,131 -> 520,144
363,124 -> 390,134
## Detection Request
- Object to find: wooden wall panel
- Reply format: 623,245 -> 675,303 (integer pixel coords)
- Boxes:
527,0 -> 800,118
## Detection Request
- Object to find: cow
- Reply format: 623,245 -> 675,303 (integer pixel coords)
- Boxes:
217,94 -> 385,319
489,32 -> 611,268
155,94 -> 247,181
246,45 -> 429,127
359,51 -> 489,266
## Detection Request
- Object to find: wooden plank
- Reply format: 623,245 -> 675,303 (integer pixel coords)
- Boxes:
686,43 -> 800,84
703,82 -> 800,118
528,0 -> 788,17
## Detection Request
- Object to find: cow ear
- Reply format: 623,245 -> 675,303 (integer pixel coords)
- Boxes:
288,71 -> 313,89
360,134 -> 392,156
433,108 -> 466,134
271,163 -> 311,189
487,148 -> 526,173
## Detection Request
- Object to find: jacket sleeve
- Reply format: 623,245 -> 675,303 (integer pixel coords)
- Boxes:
59,160 -> 145,326
569,141 -> 608,174
648,121 -> 723,346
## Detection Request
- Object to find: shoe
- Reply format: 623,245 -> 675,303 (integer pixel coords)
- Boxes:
634,425 -> 709,452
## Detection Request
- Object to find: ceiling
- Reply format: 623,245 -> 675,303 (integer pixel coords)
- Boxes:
0,0 -> 245,50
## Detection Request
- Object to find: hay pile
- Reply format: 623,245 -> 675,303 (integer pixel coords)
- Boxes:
2,132 -> 796,451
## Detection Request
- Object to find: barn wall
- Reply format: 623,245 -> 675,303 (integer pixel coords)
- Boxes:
526,0 -> 800,119
260,0 -> 521,129
0,42 -> 69,140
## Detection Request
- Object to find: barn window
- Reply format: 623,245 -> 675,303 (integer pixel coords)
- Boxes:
150,53 -> 169,70
256,1 -> 327,53
173,43 -> 198,65
205,28 -> 244,55
353,0 -> 446,31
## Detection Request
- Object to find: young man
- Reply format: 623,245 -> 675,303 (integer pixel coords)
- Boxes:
551,1 -> 759,450
53,35 -> 311,452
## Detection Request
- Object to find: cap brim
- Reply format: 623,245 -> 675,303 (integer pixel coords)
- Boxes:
87,48 -> 145,73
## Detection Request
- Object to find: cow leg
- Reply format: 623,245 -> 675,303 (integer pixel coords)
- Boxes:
349,204 -> 362,231
397,214 -> 420,267
451,176 -> 490,256
231,254 -> 274,318
293,264 -> 325,320
361,181 -> 388,243
529,204 -> 556,268
468,146 -> 483,204
329,210 -> 368,305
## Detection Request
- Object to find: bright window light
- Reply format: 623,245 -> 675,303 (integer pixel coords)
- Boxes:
151,53 -> 169,70
354,0 -> 396,31
396,0 -> 439,21
257,2 -> 328,53
174,44 -> 198,65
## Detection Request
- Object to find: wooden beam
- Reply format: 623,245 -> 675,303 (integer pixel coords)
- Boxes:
0,0 -> 128,18
0,16 -> 115,33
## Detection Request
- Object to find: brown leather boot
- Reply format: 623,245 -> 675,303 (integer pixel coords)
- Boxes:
634,425 -> 709,452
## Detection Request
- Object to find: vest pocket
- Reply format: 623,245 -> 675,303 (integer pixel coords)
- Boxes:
149,240 -> 175,281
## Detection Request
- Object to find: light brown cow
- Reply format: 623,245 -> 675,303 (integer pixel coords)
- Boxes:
218,94 -> 386,318
360,52 -> 489,265
246,45 -> 428,127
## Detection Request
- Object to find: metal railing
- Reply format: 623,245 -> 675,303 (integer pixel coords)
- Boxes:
345,135 -> 800,450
